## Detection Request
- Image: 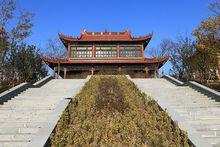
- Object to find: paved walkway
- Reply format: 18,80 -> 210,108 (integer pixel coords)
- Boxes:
131,78 -> 220,147
0,79 -> 87,147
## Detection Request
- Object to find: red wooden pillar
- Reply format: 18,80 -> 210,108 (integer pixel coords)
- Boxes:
117,44 -> 120,57
145,67 -> 149,78
141,44 -> 144,58
92,44 -> 95,58
154,67 -> 158,78
67,43 -> 71,58
64,67 -> 67,79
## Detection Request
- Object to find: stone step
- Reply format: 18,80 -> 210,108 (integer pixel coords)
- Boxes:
0,122 -> 43,128
5,99 -> 60,103
0,111 -> 51,116
0,127 -> 38,134
4,101 -> 60,106
0,141 -> 28,147
169,103 -> 220,108
177,112 -> 220,117
18,93 -> 73,96
171,105 -> 220,110
0,118 -> 46,122
149,96 -> 209,101
179,114 -> 220,120
0,107 -> 56,111
202,136 -> 220,145
202,133 -> 220,139
213,143 -> 220,147
0,107 -> 55,111
146,94 -> 207,99
147,93 -> 207,98
0,134 -> 33,142
187,119 -> 220,125
185,116 -> 220,121
165,101 -> 217,105
193,124 -> 220,130
12,95 -> 63,98
197,128 -> 220,133
1,103 -> 58,107
0,114 -> 50,119
177,108 -> 220,113
10,97 -> 63,101
153,96 -> 210,100
169,104 -> 219,108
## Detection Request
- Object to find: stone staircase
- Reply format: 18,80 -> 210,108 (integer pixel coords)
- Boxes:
131,78 -> 220,147
0,79 -> 87,147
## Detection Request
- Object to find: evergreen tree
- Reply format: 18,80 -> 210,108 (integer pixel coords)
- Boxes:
0,0 -> 47,90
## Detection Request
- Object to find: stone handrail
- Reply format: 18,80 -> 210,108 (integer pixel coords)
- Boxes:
163,75 -> 220,100
188,81 -> 220,101
0,83 -> 34,104
33,76 -> 53,87
163,75 -> 184,86
0,76 -> 53,104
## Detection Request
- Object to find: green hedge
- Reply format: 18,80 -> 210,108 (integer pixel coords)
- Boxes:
50,76 -> 190,146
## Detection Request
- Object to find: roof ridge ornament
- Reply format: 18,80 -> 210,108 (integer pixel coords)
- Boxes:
125,29 -> 131,35
82,28 -> 87,36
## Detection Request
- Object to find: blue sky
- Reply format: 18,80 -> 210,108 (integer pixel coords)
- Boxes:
16,0 -> 211,74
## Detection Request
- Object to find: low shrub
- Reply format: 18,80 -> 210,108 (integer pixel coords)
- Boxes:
50,76 -> 190,146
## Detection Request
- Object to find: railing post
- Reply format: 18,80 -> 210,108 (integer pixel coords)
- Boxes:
117,44 -> 120,58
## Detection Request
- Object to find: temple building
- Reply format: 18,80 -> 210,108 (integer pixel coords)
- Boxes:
42,29 -> 169,79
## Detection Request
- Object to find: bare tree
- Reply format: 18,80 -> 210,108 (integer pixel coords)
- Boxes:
43,38 -> 66,58
209,0 -> 220,17
148,39 -> 172,58
161,36 -> 196,80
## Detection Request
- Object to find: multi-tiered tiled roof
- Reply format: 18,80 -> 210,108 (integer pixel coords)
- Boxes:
58,29 -> 152,48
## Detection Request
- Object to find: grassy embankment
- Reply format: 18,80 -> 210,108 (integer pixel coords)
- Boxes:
50,76 -> 190,146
